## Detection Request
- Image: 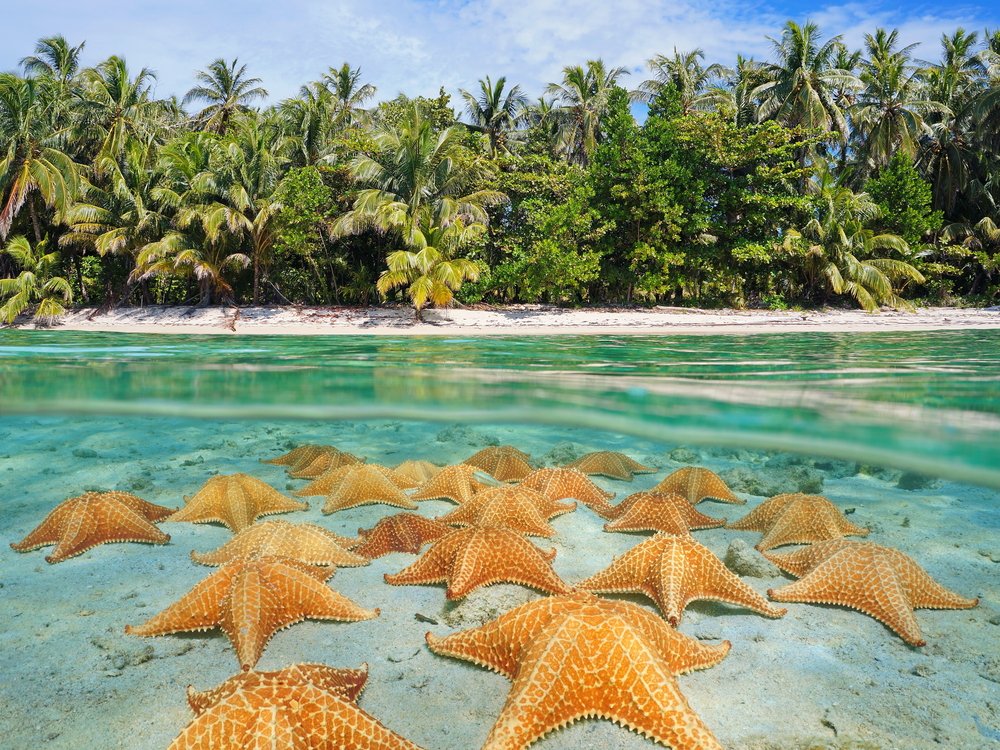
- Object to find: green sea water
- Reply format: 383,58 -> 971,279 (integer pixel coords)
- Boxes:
2,328 -> 999,487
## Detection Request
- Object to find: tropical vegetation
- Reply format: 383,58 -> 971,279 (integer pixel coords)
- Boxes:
2,23 -> 999,321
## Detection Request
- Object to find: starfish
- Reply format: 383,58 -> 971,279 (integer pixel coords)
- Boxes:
190,520 -> 367,568
410,464 -> 492,504
426,592 -> 730,750
385,526 -> 572,599
296,464 -> 418,499
287,450 -> 364,480
565,451 -> 655,480
302,466 -> 418,514
167,474 -> 307,533
437,486 -> 574,538
264,445 -> 354,472
393,460 -> 442,485
126,555 -> 378,669
765,539 -> 979,647
728,493 -> 869,551
173,663 -> 422,750
517,468 -> 616,516
353,513 -> 452,559
464,446 -> 534,482
652,467 -> 744,505
578,534 -> 786,625
601,491 -> 727,535
10,491 -> 173,564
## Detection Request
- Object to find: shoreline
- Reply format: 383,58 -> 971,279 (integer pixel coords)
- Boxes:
11,304 -> 1000,336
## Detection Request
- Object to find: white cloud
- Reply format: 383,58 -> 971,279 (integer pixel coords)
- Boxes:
3,0 -> 997,108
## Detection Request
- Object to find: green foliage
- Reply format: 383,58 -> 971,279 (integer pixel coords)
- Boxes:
864,153 -> 942,246
0,236 -> 72,323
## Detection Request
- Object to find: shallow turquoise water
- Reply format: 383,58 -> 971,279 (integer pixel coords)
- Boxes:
1,329 -> 998,750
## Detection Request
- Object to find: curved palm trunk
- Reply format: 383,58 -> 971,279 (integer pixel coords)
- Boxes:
197,277 -> 213,307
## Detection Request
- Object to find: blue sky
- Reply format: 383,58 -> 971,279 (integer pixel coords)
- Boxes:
4,0 -> 998,106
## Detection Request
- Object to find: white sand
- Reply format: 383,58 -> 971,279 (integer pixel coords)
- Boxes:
1,416 -> 997,749
22,304 -> 1000,336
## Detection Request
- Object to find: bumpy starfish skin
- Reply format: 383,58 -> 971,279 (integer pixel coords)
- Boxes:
578,533 -> 786,625
309,466 -> 418,514
728,493 -> 869,551
174,664 -> 422,750
652,467 -> 744,505
464,446 -> 534,482
296,465 -> 416,498
393,460 -> 442,485
168,474 -> 308,532
566,451 -> 656,480
426,593 -> 729,750
353,513 -> 452,559
190,520 -> 367,568
11,491 -> 173,564
410,464 -> 491,504
288,450 -> 364,479
766,539 -> 978,647
437,486 -> 574,537
126,556 -> 378,669
518,468 -> 616,515
385,526 -> 572,599
602,491 -> 727,534
264,444 -> 337,468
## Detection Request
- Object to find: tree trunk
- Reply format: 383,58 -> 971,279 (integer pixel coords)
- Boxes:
414,305 -> 423,322
252,252 -> 261,305
197,278 -> 213,307
73,252 -> 88,303
29,198 -> 43,244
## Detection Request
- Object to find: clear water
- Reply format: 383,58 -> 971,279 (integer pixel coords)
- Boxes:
0,329 -> 997,749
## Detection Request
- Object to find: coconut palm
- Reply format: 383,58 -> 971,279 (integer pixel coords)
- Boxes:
546,59 -> 630,166
460,76 -> 528,157
184,58 -> 268,135
702,56 -> 767,126
0,73 -> 80,241
852,29 -> 944,175
0,235 -> 73,323
280,82 -> 335,166
376,215 -> 483,318
76,56 -> 163,167
20,35 -> 86,84
321,63 -> 376,123
783,169 -> 924,310
638,49 -> 726,113
754,21 -> 861,139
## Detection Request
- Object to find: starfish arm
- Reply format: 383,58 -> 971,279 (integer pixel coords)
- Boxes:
10,500 -> 79,551
384,540 -> 453,588
576,544 -> 655,600
48,499 -> 170,563
481,616 -> 723,750
114,494 -> 176,522
126,567 -> 234,636
890,551 -> 979,610
447,533 -> 570,599
677,546 -> 787,621
612,600 -> 732,674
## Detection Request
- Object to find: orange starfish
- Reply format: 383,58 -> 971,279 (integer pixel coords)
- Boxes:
173,663 -> 422,750
10,491 -> 173,564
264,445 -> 351,471
288,450 -> 364,480
578,533 -> 786,625
296,464 -> 418,499
437,486 -> 574,538
385,526 -> 571,599
601,491 -> 727,534
393,460 -> 442,485
565,451 -> 655,480
766,539 -> 979,647
652,467 -> 744,505
728,493 -> 869,551
410,464 -> 491,504
517,468 -> 615,516
426,593 -> 729,750
167,474 -> 307,533
353,513 -> 452,559
190,520 -> 367,568
126,556 -> 378,669
302,466 -> 418,514
463,446 -> 534,482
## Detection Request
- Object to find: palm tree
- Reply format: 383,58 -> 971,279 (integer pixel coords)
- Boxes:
783,169 -> 924,310
638,49 -> 725,113
335,106 -> 504,315
184,58 -> 268,135
754,21 -> 861,140
460,75 -> 528,156
280,82 -> 334,166
702,56 -> 767,126
20,35 -> 86,84
0,235 -> 73,323
321,63 -> 376,123
852,29 -> 944,175
376,216 -> 483,318
76,56 -> 163,167
0,73 -> 79,241
546,59 -> 630,166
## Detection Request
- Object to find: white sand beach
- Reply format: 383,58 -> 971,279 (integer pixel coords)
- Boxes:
19,304 -> 1000,336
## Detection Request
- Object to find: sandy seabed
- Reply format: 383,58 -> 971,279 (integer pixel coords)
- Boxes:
23,303 -> 1000,337
0,416 -> 997,750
